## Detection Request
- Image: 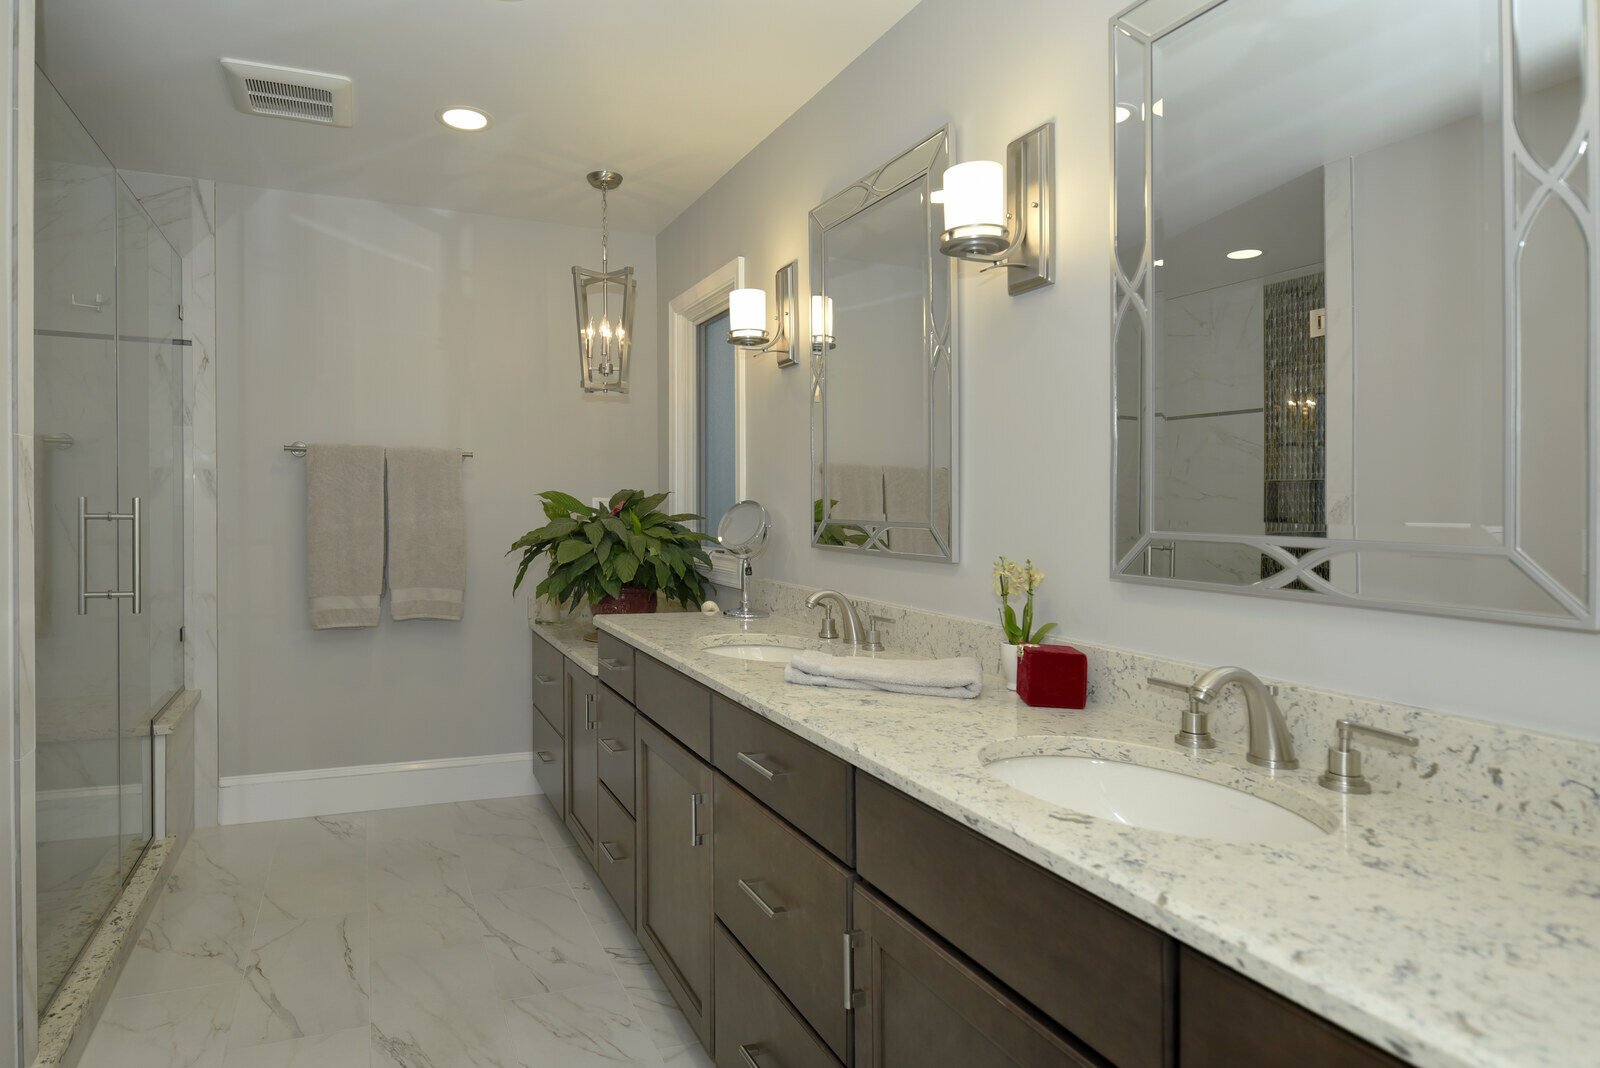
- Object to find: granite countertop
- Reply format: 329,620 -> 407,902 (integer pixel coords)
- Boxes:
530,618 -> 600,675
596,611 -> 1599,1068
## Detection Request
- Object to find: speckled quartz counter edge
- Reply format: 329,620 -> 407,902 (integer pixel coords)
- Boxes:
596,611 -> 1600,1068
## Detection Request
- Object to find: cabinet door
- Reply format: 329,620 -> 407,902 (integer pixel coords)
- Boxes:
852,884 -> 1099,1068
566,663 -> 599,860
636,716 -> 715,1050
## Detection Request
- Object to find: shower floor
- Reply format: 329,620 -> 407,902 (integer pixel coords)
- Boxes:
78,796 -> 711,1067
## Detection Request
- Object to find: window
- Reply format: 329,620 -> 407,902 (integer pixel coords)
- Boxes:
697,310 -> 738,535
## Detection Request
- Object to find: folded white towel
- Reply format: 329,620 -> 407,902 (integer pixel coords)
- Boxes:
785,651 -> 983,699
386,447 -> 466,622
305,444 -> 385,629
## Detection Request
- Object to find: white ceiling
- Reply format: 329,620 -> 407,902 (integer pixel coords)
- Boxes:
37,0 -> 923,234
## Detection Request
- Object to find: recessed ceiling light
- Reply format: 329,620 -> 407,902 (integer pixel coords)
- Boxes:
438,106 -> 491,131
1226,248 -> 1264,260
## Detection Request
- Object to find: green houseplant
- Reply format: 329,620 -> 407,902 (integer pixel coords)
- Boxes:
510,490 -> 714,614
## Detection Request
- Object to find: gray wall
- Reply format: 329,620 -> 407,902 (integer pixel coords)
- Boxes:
654,0 -> 1600,742
216,185 -> 659,776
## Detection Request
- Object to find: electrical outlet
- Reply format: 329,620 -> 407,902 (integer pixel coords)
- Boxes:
1309,308 -> 1327,338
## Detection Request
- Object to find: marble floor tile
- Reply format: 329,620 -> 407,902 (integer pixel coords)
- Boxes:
78,982 -> 239,1068
85,798 -> 714,1068
474,884 -> 616,994
220,1026 -> 371,1067
258,843 -> 367,920
368,837 -> 473,917
497,981 -> 662,1067
591,921 -> 700,1052
229,911 -> 369,1050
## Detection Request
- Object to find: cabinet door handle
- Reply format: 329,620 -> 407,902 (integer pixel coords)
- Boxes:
600,737 -> 625,754
736,751 -> 786,781
535,750 -> 555,764
738,1045 -> 766,1068
585,693 -> 596,730
737,878 -> 786,918
689,792 -> 706,847
599,840 -> 624,863
534,672 -> 555,685
843,930 -> 859,1012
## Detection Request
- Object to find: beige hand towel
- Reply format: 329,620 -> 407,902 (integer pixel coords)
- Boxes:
386,447 -> 466,621
306,444 -> 385,629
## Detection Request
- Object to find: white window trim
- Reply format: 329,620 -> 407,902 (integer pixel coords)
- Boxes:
667,257 -> 747,589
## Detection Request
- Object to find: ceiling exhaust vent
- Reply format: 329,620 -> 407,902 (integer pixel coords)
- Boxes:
221,59 -> 354,127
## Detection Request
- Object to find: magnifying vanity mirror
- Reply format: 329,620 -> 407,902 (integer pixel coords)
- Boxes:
716,499 -> 770,620
1111,0 -> 1598,628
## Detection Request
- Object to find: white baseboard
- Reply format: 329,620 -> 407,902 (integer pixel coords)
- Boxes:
219,752 -> 540,825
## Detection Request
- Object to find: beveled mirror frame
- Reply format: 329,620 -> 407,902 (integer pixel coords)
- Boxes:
1110,0 -> 1600,628
809,127 -> 958,561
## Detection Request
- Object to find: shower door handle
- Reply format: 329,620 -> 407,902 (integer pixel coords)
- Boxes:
78,495 -> 142,615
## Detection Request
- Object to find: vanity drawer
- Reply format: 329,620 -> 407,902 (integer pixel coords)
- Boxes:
636,654 -> 712,760
596,685 -> 636,815
715,922 -> 842,1068
598,631 -> 636,704
856,775 -> 1175,1068
531,633 -> 565,735
595,784 -> 637,928
1178,947 -> 1406,1068
713,694 -> 853,863
530,696 -> 565,819
715,774 -> 853,1062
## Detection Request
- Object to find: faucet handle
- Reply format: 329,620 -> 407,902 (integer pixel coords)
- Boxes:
1148,678 -> 1216,751
863,615 -> 891,652
1318,719 -> 1417,794
815,605 -> 839,641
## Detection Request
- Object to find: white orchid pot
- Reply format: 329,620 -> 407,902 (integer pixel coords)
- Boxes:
1001,643 -> 1020,690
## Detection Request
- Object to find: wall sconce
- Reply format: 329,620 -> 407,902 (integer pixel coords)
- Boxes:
810,295 -> 835,354
727,260 -> 799,368
933,122 -> 1054,295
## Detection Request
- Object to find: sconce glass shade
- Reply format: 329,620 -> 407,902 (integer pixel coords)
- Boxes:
811,294 -> 835,351
728,287 -> 770,344
573,265 -> 635,393
938,160 -> 1010,258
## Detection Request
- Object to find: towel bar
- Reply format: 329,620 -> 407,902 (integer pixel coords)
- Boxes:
283,441 -> 473,458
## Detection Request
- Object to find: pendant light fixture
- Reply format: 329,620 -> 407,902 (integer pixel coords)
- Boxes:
573,170 -> 636,393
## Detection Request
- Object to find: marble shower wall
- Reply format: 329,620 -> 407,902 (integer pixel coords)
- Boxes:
121,171 -> 219,828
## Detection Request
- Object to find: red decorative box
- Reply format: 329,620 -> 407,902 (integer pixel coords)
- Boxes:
1016,644 -> 1088,709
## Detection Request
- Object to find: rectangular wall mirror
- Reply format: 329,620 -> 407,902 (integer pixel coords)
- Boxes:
1111,0 -> 1599,627
810,128 -> 958,561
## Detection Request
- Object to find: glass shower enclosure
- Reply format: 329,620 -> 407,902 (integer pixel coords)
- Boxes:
33,71 -> 185,1009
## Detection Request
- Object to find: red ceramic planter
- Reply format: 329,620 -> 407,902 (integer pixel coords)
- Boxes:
593,586 -> 658,615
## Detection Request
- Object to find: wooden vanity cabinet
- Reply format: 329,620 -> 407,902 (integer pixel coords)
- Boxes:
635,715 -> 716,1050
531,633 -> 565,734
852,883 -> 1100,1068
530,697 -> 565,820
565,662 -> 599,861
596,684 -> 636,814
1178,947 -> 1408,1068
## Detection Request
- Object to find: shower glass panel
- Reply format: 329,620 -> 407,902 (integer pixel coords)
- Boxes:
33,70 -> 184,1010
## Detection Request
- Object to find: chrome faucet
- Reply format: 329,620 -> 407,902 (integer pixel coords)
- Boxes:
1150,666 -> 1298,770
805,590 -> 882,650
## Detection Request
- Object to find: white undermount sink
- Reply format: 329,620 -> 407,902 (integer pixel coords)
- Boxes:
987,754 -> 1330,844
700,634 -> 811,665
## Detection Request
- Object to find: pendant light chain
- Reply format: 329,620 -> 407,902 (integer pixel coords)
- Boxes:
600,186 -> 610,273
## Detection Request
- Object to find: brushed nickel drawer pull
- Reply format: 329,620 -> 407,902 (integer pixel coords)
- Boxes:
738,878 -> 786,918
843,930 -> 859,1011
600,737 -> 625,754
599,840 -> 624,863
738,1044 -> 765,1068
534,672 -> 555,685
535,750 -> 555,764
689,792 -> 706,847
736,751 -> 786,781
585,693 -> 596,730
